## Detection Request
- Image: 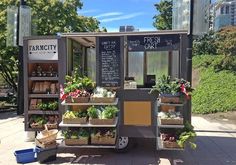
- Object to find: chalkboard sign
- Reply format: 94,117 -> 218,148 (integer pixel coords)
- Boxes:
127,34 -> 180,51
98,36 -> 121,87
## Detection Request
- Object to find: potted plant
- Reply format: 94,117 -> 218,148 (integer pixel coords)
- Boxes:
60,68 -> 95,103
63,110 -> 87,124
150,75 -> 193,103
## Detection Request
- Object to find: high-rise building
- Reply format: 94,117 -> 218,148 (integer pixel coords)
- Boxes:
172,0 -> 211,35
214,0 -> 236,31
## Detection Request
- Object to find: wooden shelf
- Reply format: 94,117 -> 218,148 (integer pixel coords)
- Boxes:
59,117 -> 118,128
29,77 -> 58,81
61,98 -> 118,106
28,110 -> 59,115
59,140 -> 116,149
28,60 -> 58,63
29,94 -> 59,98
156,137 -> 184,151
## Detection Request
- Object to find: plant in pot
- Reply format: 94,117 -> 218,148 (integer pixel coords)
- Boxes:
150,75 -> 193,103
60,68 -> 94,103
177,122 -> 197,149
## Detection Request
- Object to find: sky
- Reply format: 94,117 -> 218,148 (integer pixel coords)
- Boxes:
78,0 -> 159,32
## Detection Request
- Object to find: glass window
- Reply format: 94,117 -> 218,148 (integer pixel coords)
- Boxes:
146,51 -> 169,79
128,52 -> 144,85
86,48 -> 96,82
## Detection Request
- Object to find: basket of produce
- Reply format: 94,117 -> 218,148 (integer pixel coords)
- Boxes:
90,87 -> 116,103
88,106 -> 118,125
63,128 -> 89,145
91,129 -> 116,145
158,111 -> 183,125
161,133 -> 181,148
62,110 -> 87,124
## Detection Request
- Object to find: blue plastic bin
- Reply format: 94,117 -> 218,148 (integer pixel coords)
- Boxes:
14,148 -> 36,163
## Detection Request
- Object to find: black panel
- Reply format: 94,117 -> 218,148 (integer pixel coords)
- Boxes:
127,34 -> 180,51
98,36 -> 121,87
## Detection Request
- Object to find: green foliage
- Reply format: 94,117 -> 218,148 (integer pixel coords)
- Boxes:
192,56 -> 236,114
0,0 -> 100,93
87,106 -> 100,119
216,26 -> 236,57
177,122 -> 197,149
101,106 -> 119,119
153,0 -> 172,30
193,31 -> 218,56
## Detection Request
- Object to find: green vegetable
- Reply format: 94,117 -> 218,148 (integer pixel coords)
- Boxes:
177,122 -> 197,149
87,106 -> 100,119
101,106 -> 119,119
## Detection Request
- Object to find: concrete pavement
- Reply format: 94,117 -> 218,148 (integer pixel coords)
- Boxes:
0,111 -> 236,165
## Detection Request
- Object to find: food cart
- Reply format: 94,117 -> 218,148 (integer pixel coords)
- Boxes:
23,30 -> 192,152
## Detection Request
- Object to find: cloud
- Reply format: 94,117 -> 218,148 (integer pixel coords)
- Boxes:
100,12 -> 144,23
94,12 -> 123,19
78,9 -> 98,14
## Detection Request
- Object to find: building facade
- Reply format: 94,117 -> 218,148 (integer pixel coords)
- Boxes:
214,0 -> 236,31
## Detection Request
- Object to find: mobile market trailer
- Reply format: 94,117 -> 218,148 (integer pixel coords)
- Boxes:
23,30 -> 192,151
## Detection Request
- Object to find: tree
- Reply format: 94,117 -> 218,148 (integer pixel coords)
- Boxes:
193,30 -> 218,56
153,0 -> 172,30
0,0 -> 100,93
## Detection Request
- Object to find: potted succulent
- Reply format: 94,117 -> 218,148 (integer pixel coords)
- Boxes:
60,68 -> 95,103
150,75 -> 193,103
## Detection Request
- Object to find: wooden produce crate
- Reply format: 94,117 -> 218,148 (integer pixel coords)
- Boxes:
90,135 -> 116,145
89,118 -> 116,125
64,138 -> 88,145
159,117 -> 183,125
162,140 -> 181,148
89,97 -> 115,103
30,123 -> 44,129
160,96 -> 181,103
63,117 -> 87,124
65,96 -> 90,103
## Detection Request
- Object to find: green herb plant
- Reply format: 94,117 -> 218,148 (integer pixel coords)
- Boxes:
177,122 -> 197,149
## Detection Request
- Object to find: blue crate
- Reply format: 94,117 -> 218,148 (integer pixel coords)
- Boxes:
14,148 -> 36,163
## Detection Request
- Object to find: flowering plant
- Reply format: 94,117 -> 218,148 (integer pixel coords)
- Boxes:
150,75 -> 193,99
60,68 -> 95,101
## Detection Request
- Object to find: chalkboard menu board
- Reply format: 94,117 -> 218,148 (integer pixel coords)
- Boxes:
127,34 -> 180,51
98,36 -> 121,87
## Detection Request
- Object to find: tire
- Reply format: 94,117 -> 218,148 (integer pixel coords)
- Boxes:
114,136 -> 130,153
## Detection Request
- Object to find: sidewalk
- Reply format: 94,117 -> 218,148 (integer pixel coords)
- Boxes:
0,111 -> 236,165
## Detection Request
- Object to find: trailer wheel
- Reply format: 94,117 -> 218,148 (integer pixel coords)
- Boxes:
114,137 -> 130,153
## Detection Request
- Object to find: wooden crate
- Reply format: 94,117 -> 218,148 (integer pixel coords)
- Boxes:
159,118 -> 183,125
63,117 -> 87,124
64,138 -> 88,145
89,97 -> 115,103
89,118 -> 115,125
91,136 -> 116,145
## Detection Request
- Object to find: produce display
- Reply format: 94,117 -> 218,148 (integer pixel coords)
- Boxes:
91,87 -> 116,98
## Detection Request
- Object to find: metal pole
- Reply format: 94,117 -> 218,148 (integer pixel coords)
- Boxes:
186,0 -> 194,123
17,0 -> 26,115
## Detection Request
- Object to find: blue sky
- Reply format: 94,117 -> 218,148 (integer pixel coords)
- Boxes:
78,0 -> 159,32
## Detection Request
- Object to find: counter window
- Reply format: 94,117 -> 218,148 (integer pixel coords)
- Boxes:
128,52 -> 144,85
